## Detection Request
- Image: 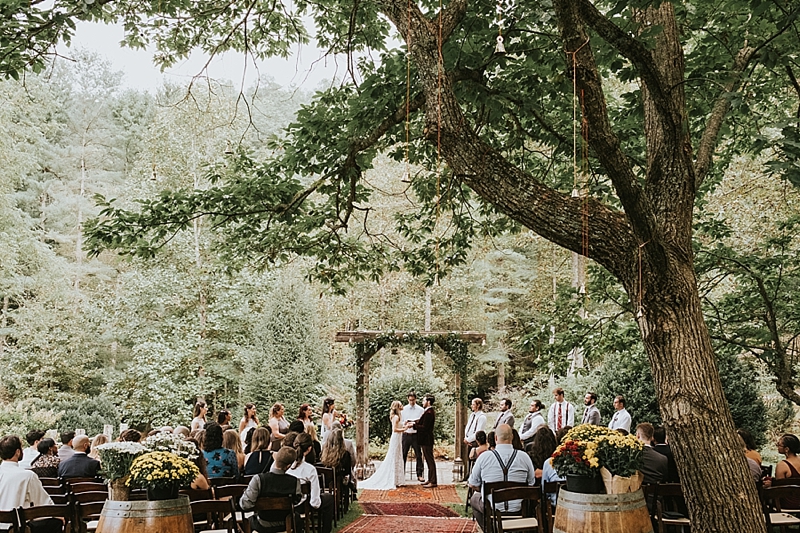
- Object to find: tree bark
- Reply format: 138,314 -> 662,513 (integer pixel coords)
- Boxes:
378,0 -> 767,530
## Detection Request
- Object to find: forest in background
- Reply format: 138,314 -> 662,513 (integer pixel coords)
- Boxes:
0,51 -> 796,458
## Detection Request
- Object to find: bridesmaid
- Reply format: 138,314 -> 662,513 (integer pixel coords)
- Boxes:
298,404 -> 314,429
321,398 -> 336,441
239,403 -> 259,446
268,403 -> 290,451
191,401 -> 208,432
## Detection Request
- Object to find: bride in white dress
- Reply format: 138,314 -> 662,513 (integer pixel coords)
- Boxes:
359,400 -> 405,490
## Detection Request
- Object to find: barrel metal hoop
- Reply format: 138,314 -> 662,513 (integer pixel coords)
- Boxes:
557,499 -> 645,512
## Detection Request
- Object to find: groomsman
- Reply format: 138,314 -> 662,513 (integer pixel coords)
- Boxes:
547,388 -> 574,434
493,399 -> 515,430
581,392 -> 602,425
518,400 -> 545,447
464,398 -> 487,446
401,391 -> 425,482
608,395 -> 632,432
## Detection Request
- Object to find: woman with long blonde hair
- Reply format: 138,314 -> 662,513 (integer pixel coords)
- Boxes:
358,400 -> 406,490
222,429 -> 245,471
320,428 -> 353,500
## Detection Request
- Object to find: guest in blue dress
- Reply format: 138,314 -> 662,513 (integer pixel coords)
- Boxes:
203,422 -> 239,479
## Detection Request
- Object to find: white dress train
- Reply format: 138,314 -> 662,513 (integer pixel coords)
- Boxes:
359,415 -> 405,490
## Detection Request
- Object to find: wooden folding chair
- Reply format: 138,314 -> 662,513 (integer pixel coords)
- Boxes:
481,481 -> 529,533
44,485 -> 68,496
297,482 -> 315,533
0,509 -> 19,533
39,478 -> 61,487
18,504 -> 72,533
68,483 -> 106,494
74,500 -> 105,533
762,485 -> 800,533
490,486 -> 544,533
210,477 -> 239,488
654,483 -> 690,533
315,466 -> 338,526
190,498 -> 238,533
540,481 -> 562,533
213,485 -> 251,532
180,487 -> 215,501
252,496 -> 297,533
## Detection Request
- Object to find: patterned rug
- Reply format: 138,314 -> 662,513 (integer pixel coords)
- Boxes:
360,502 -> 460,517
338,516 -> 478,533
358,484 -> 462,504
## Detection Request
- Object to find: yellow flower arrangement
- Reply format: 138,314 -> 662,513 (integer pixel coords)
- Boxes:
127,451 -> 200,491
552,425 -> 643,478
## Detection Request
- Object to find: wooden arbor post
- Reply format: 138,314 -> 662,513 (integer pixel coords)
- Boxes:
335,330 -> 486,474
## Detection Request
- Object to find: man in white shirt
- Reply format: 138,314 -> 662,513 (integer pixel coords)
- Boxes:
608,395 -> 632,432
287,433 -> 334,533
518,400 -> 546,447
400,392 -> 425,482
19,430 -> 45,470
493,399 -> 515,430
580,392 -> 602,425
468,424 -> 536,532
0,435 -> 56,532
547,388 -> 574,434
463,398 -> 487,446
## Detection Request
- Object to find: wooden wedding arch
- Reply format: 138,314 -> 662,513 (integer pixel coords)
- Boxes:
334,330 -> 486,480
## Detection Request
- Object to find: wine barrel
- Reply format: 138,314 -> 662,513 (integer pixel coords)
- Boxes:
553,488 -> 653,533
96,495 -> 194,533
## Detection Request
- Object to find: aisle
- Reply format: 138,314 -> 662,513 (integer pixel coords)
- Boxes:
342,485 -> 477,533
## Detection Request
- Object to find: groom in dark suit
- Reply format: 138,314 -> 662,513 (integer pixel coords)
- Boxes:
411,394 -> 437,488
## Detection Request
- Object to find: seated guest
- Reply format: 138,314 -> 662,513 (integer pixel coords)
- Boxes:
555,426 -> 572,444
88,434 -> 108,462
218,409 -> 232,430
240,447 -> 302,533
58,435 -> 101,479
0,435 -> 56,532
541,454 -> 566,509
288,433 -> 334,533
174,425 -> 190,439
511,429 -> 524,451
473,431 -> 489,459
527,426 -> 558,480
306,424 -> 322,459
487,431 -> 496,450
737,428 -> 762,465
635,423 -> 668,485
29,438 -> 60,479
119,429 -> 142,442
19,429 -> 45,469
223,429 -> 245,471
244,425 -> 256,454
203,422 -> 239,479
185,437 -> 210,490
320,428 -> 353,502
330,422 -> 358,493
58,431 -> 75,461
289,420 -> 306,434
652,426 -> 679,483
245,427 -> 274,475
468,424 -> 536,532
738,435 -> 762,483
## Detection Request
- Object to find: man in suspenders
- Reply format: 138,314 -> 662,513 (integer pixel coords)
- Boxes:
467,424 -> 536,532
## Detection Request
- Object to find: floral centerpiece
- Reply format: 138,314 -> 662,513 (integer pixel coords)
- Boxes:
142,432 -> 199,460
127,451 -> 200,501
96,441 -> 147,500
551,425 -> 643,494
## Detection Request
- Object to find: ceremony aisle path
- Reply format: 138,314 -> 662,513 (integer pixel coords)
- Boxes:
342,480 -> 477,533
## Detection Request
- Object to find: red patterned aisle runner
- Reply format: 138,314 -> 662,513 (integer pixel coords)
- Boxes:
360,502 -> 460,517
358,484 -> 463,504
338,516 -> 478,533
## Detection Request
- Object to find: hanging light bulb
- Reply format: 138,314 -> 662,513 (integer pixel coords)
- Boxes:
636,307 -> 644,319
224,140 -> 234,155
579,284 -> 586,295
494,35 -> 506,55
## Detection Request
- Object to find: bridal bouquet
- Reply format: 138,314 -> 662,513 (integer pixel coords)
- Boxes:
337,413 -> 354,430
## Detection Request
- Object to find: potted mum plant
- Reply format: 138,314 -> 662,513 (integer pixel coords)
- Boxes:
551,435 -> 602,494
96,441 -> 147,500
594,430 -> 644,493
127,451 -> 200,501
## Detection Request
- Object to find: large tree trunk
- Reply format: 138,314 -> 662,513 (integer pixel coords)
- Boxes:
379,0 -> 767,530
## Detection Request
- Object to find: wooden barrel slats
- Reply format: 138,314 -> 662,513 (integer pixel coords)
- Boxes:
96,495 -> 194,533
553,489 -> 653,533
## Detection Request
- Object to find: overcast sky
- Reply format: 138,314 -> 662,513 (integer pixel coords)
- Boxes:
67,19 -> 349,93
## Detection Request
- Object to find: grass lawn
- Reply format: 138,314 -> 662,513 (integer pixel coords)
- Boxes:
333,501 -> 363,532
442,483 -> 470,518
